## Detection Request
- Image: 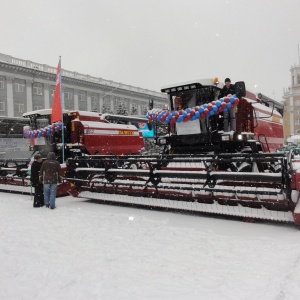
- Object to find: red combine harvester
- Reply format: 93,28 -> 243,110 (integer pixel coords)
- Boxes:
66,78 -> 300,225
0,109 -> 145,195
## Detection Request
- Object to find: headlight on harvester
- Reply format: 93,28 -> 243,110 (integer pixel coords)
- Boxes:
158,138 -> 167,145
221,135 -> 230,141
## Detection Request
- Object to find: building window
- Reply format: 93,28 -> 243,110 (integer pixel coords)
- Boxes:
78,92 -> 86,101
0,102 -> 5,111
64,92 -> 73,100
14,83 -> 25,92
0,79 -> 4,89
15,103 -> 24,113
141,104 -> 148,114
33,86 -> 43,95
91,95 -> 98,105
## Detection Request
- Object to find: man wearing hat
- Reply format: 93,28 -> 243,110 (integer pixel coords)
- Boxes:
30,153 -> 44,207
219,78 -> 236,132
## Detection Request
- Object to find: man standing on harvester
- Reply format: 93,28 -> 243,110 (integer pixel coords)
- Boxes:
219,78 -> 236,132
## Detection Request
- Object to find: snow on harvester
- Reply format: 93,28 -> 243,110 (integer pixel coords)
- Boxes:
65,78 -> 300,225
0,109 -> 145,195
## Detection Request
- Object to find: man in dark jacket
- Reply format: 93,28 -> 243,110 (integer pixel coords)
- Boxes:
39,152 -> 62,209
30,153 -> 44,207
219,78 -> 236,132
219,77 -> 236,98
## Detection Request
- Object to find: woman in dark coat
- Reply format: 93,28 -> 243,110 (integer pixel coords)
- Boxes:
30,154 -> 44,207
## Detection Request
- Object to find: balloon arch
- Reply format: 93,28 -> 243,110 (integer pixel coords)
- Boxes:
23,122 -> 63,139
146,95 -> 239,124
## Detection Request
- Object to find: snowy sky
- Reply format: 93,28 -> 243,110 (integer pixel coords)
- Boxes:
1,0 -> 299,102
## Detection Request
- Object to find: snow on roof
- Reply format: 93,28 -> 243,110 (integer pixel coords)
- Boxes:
161,78 -> 224,90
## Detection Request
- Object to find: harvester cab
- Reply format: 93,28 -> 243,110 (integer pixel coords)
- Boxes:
150,78 -> 283,156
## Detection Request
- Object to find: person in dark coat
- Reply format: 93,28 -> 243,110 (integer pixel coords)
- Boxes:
30,153 -> 44,207
39,152 -> 62,209
219,78 -> 236,132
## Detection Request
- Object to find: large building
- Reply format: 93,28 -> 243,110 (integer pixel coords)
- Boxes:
0,53 -> 167,118
283,64 -> 300,139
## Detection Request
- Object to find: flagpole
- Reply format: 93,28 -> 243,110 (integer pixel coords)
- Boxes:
59,56 -> 65,164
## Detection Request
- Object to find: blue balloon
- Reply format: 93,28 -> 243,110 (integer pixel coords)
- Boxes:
199,107 -> 204,114
165,115 -> 172,124
182,111 -> 187,117
230,97 -> 235,103
185,108 -> 191,113
212,105 -> 218,112
37,131 -> 43,138
203,104 -> 208,109
223,108 -> 228,112
226,103 -> 232,109
215,100 -> 221,107
190,115 -> 197,121
209,111 -> 215,116
195,111 -> 200,118
176,116 -> 184,123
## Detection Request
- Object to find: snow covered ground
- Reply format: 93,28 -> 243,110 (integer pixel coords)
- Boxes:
1,192 -> 300,300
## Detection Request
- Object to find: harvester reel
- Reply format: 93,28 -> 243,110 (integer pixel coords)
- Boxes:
104,169 -> 117,183
149,172 -> 161,186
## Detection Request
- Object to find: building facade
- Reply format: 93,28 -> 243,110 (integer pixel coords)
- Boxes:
283,65 -> 300,140
0,53 -> 167,118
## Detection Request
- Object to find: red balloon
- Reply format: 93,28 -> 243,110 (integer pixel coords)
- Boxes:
221,102 -> 227,109
194,106 -> 199,111
190,109 -> 195,116
234,98 -> 239,105
204,108 -> 209,115
161,114 -> 167,122
224,97 -> 230,103
211,101 -> 216,106
183,114 -> 191,122
170,116 -> 176,123
207,104 -> 213,111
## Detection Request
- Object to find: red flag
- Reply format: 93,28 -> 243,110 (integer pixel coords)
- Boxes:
51,58 -> 62,123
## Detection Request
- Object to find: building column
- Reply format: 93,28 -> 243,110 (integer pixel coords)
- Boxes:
289,96 -> 294,135
26,79 -> 33,112
6,76 -> 14,117
99,94 -> 104,113
129,99 -> 133,114
74,89 -> 79,110
110,95 -> 114,112
44,83 -> 50,109
87,92 -> 91,111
